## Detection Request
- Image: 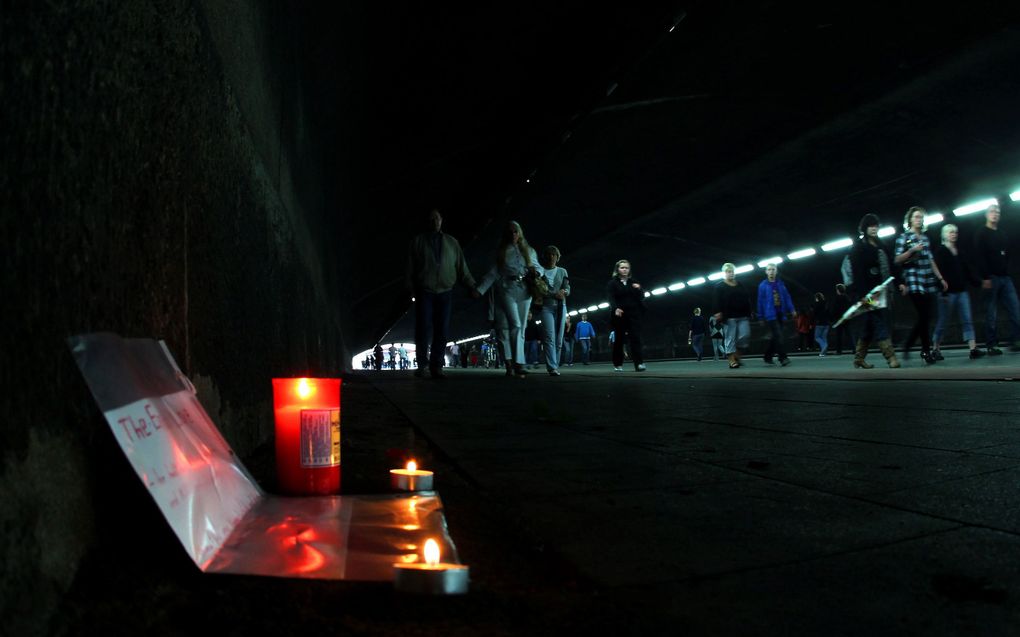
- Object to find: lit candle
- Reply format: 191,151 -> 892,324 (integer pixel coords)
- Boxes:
393,538 -> 470,594
272,377 -> 342,495
389,459 -> 434,491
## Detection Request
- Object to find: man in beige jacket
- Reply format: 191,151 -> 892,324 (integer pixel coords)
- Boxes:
406,209 -> 479,378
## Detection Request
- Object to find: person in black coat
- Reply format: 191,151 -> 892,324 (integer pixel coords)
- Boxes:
847,213 -> 899,369
607,259 -> 646,371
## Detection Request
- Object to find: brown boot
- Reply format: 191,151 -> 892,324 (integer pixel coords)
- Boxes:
734,351 -> 743,367
727,353 -> 739,368
878,339 -> 901,368
853,340 -> 874,369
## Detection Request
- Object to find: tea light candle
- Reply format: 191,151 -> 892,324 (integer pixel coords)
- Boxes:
390,460 -> 434,491
393,538 -> 470,595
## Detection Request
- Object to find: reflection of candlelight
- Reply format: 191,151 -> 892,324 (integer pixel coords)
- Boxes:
390,459 -> 434,491
393,537 -> 470,595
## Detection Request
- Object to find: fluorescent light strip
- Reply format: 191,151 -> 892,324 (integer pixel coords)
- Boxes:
757,256 -> 783,266
878,226 -> 896,237
667,282 -> 686,291
686,277 -> 706,286
924,213 -> 944,225
644,291 -> 651,297
568,310 -> 579,316
953,197 -> 998,216
651,287 -> 667,295
821,238 -> 852,252
454,333 -> 489,345
707,272 -> 724,281
787,248 -> 816,260
1010,190 -> 1020,202
734,264 -> 754,274
587,305 -> 599,312
597,302 -> 609,309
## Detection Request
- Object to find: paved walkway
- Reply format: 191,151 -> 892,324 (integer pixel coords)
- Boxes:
368,349 -> 1020,634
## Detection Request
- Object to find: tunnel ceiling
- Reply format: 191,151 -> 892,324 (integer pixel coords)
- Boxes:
296,2 -> 1020,352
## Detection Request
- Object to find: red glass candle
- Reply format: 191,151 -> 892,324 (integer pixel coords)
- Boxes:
272,378 -> 341,495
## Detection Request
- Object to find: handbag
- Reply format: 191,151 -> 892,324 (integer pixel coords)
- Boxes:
524,268 -> 549,304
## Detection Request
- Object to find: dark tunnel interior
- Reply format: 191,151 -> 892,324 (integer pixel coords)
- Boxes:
5,1 -> 1020,634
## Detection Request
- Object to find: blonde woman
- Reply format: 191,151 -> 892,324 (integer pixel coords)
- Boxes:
712,263 -> 752,368
476,221 -> 541,377
932,224 -> 983,359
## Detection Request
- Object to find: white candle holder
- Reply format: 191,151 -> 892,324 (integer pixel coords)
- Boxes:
393,539 -> 469,594
390,460 -> 434,491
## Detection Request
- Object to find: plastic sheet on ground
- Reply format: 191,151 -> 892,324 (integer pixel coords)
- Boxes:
68,332 -> 461,580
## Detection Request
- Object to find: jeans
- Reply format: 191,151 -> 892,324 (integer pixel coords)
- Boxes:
414,290 -> 453,371
855,309 -> 889,342
540,302 -> 565,371
723,318 -> 750,354
691,333 -> 704,360
711,337 -> 725,360
578,338 -> 592,363
494,280 -> 533,365
932,291 -> 975,345
983,275 -> 1020,347
561,337 -> 574,365
763,319 -> 788,362
814,325 -> 830,354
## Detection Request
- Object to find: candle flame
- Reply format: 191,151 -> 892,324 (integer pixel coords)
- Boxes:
297,378 -> 312,399
424,538 -> 440,566
406,460 -> 417,472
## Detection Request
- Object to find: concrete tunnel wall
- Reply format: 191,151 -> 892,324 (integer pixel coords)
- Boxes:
1,2 -> 348,633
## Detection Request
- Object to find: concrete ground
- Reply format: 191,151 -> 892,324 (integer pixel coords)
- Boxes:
57,348 -> 1020,636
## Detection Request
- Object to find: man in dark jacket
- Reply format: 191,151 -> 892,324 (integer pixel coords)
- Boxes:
847,214 -> 900,369
973,203 -> 1020,354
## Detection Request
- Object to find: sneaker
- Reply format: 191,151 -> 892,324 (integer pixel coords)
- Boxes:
970,348 -> 986,359
548,370 -> 561,376
818,353 -> 826,357
932,350 -> 945,361
780,358 -> 791,367
988,347 -> 1003,356
636,364 -> 647,371
613,366 -> 624,372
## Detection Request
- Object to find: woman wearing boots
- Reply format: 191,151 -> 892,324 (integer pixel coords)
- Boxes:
475,221 -> 542,377
713,262 -> 753,368
894,206 -> 948,364
848,214 -> 900,369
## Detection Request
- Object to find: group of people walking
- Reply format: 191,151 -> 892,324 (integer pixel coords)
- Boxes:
702,204 -> 1019,369
404,203 -> 1018,379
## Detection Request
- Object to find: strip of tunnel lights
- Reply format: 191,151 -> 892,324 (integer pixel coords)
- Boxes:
446,192 -> 1009,346
787,247 -> 816,260
953,197 -> 999,216
821,238 -> 853,252
1011,190 -> 1020,202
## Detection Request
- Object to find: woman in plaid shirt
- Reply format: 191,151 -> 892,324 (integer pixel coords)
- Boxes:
894,206 -> 949,364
